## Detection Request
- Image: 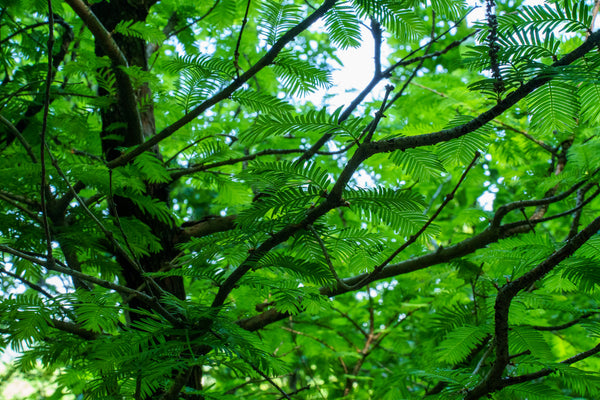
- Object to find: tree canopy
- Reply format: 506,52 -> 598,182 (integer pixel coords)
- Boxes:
2,0 -> 600,398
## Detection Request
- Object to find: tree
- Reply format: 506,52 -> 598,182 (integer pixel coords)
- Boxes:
2,0 -> 600,398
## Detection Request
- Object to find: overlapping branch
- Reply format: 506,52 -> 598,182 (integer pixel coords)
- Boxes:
107,0 -> 338,169
237,176 -> 596,331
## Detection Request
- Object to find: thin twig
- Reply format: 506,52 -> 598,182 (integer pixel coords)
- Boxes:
531,312 -> 598,331
0,114 -> 38,162
0,192 -> 42,224
356,152 -> 480,288
330,306 -> 368,338
309,226 -> 351,291
234,0 -> 252,78
364,84 -> 393,142
568,186 -> 588,239
281,326 -> 348,373
166,0 -> 221,39
164,135 -> 215,166
40,0 -> 55,261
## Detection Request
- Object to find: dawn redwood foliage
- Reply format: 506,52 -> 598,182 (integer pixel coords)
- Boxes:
2,0 -> 600,398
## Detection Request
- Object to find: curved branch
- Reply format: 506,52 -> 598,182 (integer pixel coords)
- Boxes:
531,312 -> 598,331
64,0 -> 142,144
465,215 -> 600,400
0,244 -> 180,325
0,114 -> 37,162
368,30 -> 600,155
107,0 -> 338,169
169,149 -> 305,181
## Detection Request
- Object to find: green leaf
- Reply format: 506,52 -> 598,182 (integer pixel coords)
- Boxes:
437,325 -> 490,364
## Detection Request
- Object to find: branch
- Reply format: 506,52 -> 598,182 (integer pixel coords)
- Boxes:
40,0 -> 55,260
176,215 -> 237,243
281,326 -> 348,373
0,244 -> 180,325
0,191 -> 42,224
367,30 -> 600,155
63,0 -> 142,143
169,149 -> 304,181
0,114 -> 38,162
107,0 -> 338,169
233,0 -> 252,78
409,82 -> 557,155
531,312 -> 598,331
497,341 -> 600,389
492,177 -> 591,228
355,151 -> 480,288
0,268 -> 56,302
49,319 -> 99,340
309,226 -> 352,291
297,12 -> 475,163
465,215 -> 600,400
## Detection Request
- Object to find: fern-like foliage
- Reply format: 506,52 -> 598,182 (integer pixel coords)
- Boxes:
324,2 -> 362,49
528,80 -> 579,133
497,1 -> 592,35
113,20 -> 166,44
343,187 -> 431,234
390,147 -> 447,181
230,89 -> 295,115
258,0 -> 303,45
271,51 -> 332,96
352,0 -> 425,41
437,325 -> 490,364
165,55 -> 236,112
255,252 -> 334,286
509,326 -> 553,361
497,381 -> 569,400
240,106 -> 362,144
241,160 -> 332,192
437,115 -> 491,165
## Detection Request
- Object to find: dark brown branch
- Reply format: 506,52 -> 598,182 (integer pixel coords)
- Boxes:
501,186 -> 600,232
40,0 -> 55,260
107,0 -> 338,169
497,341 -> 600,389
176,215 -> 237,243
409,82 -> 557,155
0,191 -> 42,224
64,0 -> 142,144
1,268 -> 56,301
234,0 -> 252,78
0,244 -> 180,325
355,152 -> 480,288
530,312 -> 598,331
368,30 -> 600,156
0,114 -> 38,162
465,215 -> 600,400
492,178 -> 590,228
50,319 -> 99,340
169,149 -> 304,181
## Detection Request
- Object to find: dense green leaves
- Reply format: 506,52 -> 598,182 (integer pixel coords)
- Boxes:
3,0 -> 600,399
